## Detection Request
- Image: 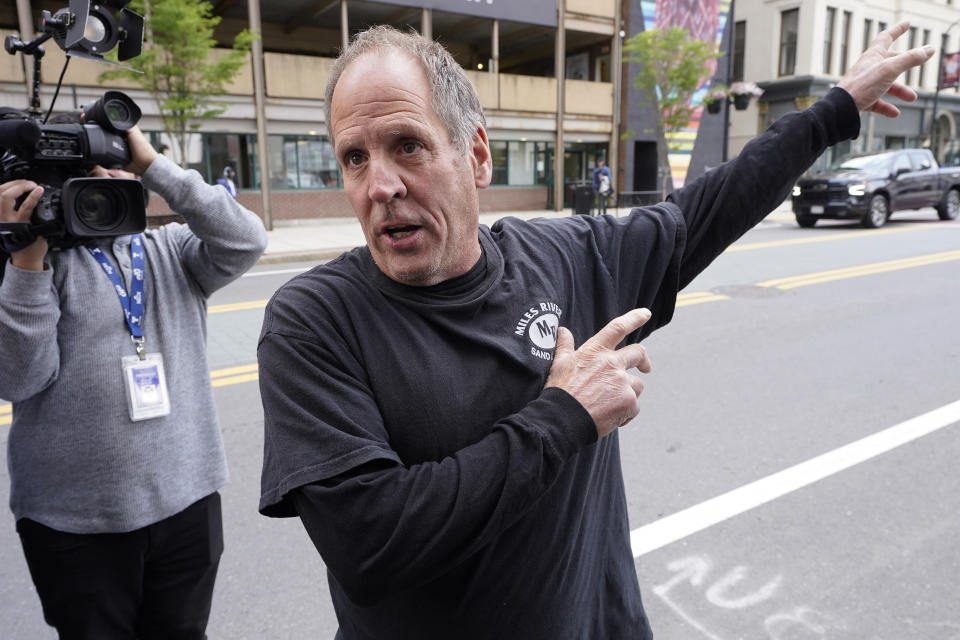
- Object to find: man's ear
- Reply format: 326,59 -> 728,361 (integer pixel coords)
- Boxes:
470,126 -> 492,189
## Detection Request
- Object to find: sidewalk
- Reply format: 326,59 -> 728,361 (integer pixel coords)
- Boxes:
258,200 -> 795,265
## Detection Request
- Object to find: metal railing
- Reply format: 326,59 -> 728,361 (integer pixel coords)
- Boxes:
616,191 -> 663,208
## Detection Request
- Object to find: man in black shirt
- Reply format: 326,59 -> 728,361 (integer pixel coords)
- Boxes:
258,22 -> 932,639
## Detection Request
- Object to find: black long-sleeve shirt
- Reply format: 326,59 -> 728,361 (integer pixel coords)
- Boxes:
258,88 -> 859,640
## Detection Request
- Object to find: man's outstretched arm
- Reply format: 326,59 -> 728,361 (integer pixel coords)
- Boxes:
667,21 -> 935,288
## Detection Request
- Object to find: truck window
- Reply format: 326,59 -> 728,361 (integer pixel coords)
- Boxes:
893,154 -> 912,175
907,151 -> 932,171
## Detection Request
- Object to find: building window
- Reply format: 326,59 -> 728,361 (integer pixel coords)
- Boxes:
203,133 -> 257,190
906,27 -> 917,85
944,33 -> 951,87
863,19 -> 872,52
490,141 -> 508,185
840,11 -> 852,73
779,9 -> 799,77
733,21 -> 746,82
267,135 -> 340,190
921,29 -> 931,86
878,22 -> 886,34
823,7 -> 836,74
490,141 -> 554,186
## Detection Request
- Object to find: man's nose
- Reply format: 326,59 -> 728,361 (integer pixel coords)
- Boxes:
367,157 -> 406,203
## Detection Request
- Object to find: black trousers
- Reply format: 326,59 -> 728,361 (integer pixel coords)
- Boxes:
17,492 -> 223,640
595,189 -> 608,215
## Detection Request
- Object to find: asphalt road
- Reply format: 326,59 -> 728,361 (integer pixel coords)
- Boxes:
1,208 -> 958,639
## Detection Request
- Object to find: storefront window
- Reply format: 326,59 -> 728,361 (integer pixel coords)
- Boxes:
490,141 -> 508,185
268,134 -> 340,189
489,140 -> 553,186
204,133 -> 256,189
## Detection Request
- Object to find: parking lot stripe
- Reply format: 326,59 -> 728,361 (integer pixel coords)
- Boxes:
630,399 -> 960,558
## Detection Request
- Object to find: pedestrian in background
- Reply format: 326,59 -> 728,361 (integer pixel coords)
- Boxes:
0,125 -> 267,638
257,22 -> 931,640
217,165 -> 238,199
593,156 -> 613,215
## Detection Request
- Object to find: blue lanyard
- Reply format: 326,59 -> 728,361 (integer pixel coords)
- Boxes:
86,234 -> 146,357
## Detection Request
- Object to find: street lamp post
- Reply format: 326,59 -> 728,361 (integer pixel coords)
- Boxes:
930,19 -> 960,160
722,0 -> 735,163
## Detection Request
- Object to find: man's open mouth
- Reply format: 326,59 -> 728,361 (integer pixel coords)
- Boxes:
384,224 -> 419,239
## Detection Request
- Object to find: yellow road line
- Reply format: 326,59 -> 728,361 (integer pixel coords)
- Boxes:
677,291 -> 730,307
1,248 -> 957,417
212,373 -> 259,388
0,366 -> 260,420
728,224 -> 929,252
208,299 -> 269,314
758,249 -> 960,290
210,363 -> 258,378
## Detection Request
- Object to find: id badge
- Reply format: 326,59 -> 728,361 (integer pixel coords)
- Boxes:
121,353 -> 171,421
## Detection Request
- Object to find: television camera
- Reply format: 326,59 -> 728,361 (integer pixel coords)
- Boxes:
0,0 -> 146,255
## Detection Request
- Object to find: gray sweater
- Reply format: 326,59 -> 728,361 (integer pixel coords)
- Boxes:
0,155 -> 268,534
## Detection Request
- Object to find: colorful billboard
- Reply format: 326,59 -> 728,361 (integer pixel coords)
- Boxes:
640,0 -> 731,188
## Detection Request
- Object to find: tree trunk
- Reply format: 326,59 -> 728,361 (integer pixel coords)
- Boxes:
654,118 -> 673,199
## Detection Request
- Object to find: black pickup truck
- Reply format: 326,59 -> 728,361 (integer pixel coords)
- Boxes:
791,148 -> 960,228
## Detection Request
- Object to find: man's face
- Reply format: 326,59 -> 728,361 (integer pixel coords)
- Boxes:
330,49 -> 492,286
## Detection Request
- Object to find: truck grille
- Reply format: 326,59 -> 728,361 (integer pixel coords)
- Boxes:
800,184 -> 847,203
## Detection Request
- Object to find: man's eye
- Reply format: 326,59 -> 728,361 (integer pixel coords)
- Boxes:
400,141 -> 421,154
344,152 -> 364,167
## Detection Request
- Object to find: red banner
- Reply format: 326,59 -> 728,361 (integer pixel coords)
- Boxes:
942,52 -> 960,89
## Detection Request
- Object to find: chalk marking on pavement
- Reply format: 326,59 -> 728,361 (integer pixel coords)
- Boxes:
630,399 -> 960,558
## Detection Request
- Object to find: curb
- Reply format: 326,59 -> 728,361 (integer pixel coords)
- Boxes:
257,246 -> 356,265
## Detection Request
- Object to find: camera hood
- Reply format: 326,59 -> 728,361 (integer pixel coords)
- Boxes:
61,176 -> 146,237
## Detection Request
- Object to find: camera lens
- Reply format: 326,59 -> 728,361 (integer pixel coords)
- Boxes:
74,183 -> 124,232
104,100 -> 130,125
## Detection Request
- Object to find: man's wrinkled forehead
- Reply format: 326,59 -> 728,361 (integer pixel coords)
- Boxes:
333,48 -> 428,112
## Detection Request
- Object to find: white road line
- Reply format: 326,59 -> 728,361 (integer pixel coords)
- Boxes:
630,399 -> 960,558
242,267 -> 310,278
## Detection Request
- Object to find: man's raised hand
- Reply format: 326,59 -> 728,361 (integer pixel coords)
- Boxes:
837,21 -> 936,117
545,308 -> 653,438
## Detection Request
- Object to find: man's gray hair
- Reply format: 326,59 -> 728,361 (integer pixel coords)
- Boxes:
324,25 -> 486,153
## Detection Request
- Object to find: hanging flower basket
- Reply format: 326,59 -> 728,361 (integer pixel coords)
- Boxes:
703,85 -> 729,115
730,81 -> 764,111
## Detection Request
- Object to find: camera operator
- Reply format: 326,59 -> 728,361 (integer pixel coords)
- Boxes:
0,125 -> 267,638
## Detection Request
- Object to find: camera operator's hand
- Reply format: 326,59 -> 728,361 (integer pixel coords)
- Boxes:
122,125 -> 158,177
88,166 -> 138,180
0,180 -> 48,271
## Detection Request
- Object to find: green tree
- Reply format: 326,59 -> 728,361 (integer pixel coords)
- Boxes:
623,27 -> 720,194
100,0 -> 256,168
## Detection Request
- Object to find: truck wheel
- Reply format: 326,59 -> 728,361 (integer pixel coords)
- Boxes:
796,214 -> 817,228
862,194 -> 888,228
937,188 -> 960,221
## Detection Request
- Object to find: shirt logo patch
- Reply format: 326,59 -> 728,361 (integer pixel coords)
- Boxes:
514,301 -> 563,361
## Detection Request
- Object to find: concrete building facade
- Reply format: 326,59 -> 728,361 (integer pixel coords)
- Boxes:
1,0 -> 624,225
2,0 -> 958,224
728,0 -> 960,171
